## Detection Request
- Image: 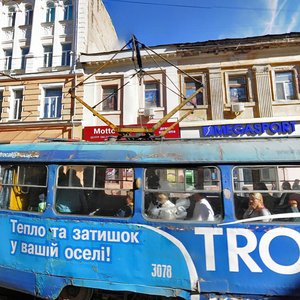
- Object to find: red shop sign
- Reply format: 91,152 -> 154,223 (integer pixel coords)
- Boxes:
83,122 -> 180,141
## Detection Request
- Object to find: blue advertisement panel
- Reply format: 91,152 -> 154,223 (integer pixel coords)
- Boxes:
0,215 -> 198,299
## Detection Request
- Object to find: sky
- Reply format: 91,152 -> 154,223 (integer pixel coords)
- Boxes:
103,0 -> 300,47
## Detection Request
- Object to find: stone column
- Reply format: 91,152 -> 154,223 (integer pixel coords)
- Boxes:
208,68 -> 224,120
253,65 -> 273,117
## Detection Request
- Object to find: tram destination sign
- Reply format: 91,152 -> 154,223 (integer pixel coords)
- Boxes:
201,121 -> 296,138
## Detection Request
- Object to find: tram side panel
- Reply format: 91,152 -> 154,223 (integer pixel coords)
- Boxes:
0,214 -> 199,299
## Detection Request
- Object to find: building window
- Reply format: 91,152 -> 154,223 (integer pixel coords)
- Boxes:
43,46 -> 53,67
25,5 -> 33,25
46,2 -> 55,22
63,0 -> 73,20
4,49 -> 12,70
184,77 -> 203,106
43,88 -> 62,118
10,90 -> 23,120
0,91 -> 3,120
145,82 -> 160,108
7,7 -> 16,27
275,71 -> 296,100
228,75 -> 248,102
102,86 -> 118,111
21,47 -> 29,70
61,43 -> 72,66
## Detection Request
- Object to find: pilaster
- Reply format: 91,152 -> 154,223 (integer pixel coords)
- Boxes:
253,65 -> 273,118
209,68 -> 224,120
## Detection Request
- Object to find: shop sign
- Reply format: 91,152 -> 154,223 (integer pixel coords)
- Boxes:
83,122 -> 180,141
201,121 -> 296,137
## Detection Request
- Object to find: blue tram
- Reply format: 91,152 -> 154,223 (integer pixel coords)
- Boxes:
0,137 -> 299,300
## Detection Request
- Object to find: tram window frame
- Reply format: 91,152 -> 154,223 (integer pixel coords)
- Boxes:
144,166 -> 223,222
55,165 -> 134,218
233,165 -> 300,222
0,164 -> 48,213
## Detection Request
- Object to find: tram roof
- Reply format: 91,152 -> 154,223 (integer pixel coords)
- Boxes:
0,137 -> 298,164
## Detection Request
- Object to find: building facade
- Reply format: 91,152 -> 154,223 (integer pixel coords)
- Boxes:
80,33 -> 300,140
0,0 -> 117,143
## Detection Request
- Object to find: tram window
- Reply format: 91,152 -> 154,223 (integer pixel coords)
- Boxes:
55,165 -> 134,217
0,164 -> 47,212
144,166 -> 223,222
233,165 -> 300,222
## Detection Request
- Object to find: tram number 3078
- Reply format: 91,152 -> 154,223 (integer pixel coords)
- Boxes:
151,264 -> 173,278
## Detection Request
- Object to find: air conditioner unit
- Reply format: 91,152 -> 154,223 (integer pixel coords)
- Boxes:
231,102 -> 245,113
143,108 -> 155,117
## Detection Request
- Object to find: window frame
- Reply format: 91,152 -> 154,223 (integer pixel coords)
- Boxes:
55,165 -> 134,217
142,73 -> 165,109
225,71 -> 253,104
101,84 -> 120,112
45,1 -> 55,23
232,165 -> 300,222
0,89 -> 3,120
21,47 -> 29,70
273,69 -> 298,101
228,75 -> 248,103
144,81 -> 161,108
95,77 -> 123,114
61,43 -> 72,66
9,88 -> 23,121
0,164 -> 48,212
63,0 -> 73,21
25,5 -> 33,25
42,87 -> 63,119
144,166 -> 223,223
7,7 -> 16,27
43,45 -> 53,68
4,49 -> 12,70
181,73 -> 206,107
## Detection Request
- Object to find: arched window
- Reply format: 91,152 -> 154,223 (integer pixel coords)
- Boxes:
63,0 -> 73,21
46,1 -> 55,22
7,7 -> 16,27
25,5 -> 33,25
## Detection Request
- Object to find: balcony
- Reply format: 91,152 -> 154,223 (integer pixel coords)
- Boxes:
19,25 -> 32,41
2,27 -> 14,42
41,22 -> 54,37
60,21 -> 73,36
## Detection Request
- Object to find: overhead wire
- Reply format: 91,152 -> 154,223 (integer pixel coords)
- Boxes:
74,39 -> 132,89
142,47 -> 183,98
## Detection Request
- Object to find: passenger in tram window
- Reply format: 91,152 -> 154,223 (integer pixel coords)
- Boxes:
277,181 -> 292,207
253,182 -> 278,213
27,167 -> 47,212
146,168 -> 160,189
148,193 -> 177,220
190,193 -> 214,221
27,187 -> 47,212
9,168 -> 29,211
56,167 -> 88,215
175,198 -> 190,219
292,179 -> 300,190
243,192 -> 271,222
115,191 -> 134,218
286,193 -> 300,222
